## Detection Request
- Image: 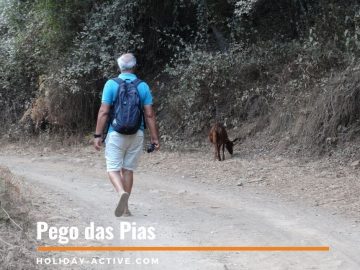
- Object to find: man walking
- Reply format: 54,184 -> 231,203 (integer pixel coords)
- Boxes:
94,53 -> 160,217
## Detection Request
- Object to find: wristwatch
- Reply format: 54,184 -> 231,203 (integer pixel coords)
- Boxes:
93,134 -> 102,138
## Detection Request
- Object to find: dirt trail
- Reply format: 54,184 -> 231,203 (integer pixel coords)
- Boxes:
1,148 -> 360,269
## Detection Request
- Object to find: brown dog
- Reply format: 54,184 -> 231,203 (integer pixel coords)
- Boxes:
209,123 -> 239,161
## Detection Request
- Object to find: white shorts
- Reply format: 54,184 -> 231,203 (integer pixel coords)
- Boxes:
105,130 -> 144,172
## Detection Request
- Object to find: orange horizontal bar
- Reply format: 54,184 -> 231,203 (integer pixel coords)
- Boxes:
37,246 -> 330,252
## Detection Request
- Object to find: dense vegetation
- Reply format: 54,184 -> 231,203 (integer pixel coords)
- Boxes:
0,0 -> 359,154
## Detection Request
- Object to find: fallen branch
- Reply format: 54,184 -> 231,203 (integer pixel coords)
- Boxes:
247,178 -> 266,184
1,205 -> 23,231
0,237 -> 16,248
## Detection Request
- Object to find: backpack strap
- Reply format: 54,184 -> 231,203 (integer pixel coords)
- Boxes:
132,78 -> 147,130
132,78 -> 142,87
110,77 -> 123,107
103,78 -> 123,141
112,77 -> 142,88
111,78 -> 124,101
132,78 -> 147,129
112,77 -> 124,85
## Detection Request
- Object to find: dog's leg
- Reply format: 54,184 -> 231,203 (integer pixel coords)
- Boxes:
217,144 -> 221,161
222,144 -> 225,160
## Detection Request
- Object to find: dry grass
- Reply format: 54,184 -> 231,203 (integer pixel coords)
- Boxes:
300,66 -> 360,153
0,167 -> 37,270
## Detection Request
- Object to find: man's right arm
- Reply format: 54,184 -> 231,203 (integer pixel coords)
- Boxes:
93,103 -> 111,150
93,80 -> 114,151
143,105 -> 160,150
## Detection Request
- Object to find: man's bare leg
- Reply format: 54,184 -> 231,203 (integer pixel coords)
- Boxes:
120,169 -> 133,193
108,171 -> 129,217
120,169 -> 133,216
108,171 -> 126,193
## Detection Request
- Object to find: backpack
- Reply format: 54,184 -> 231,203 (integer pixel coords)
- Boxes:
110,78 -> 144,135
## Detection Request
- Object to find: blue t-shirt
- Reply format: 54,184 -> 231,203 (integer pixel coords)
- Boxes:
101,73 -> 153,133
